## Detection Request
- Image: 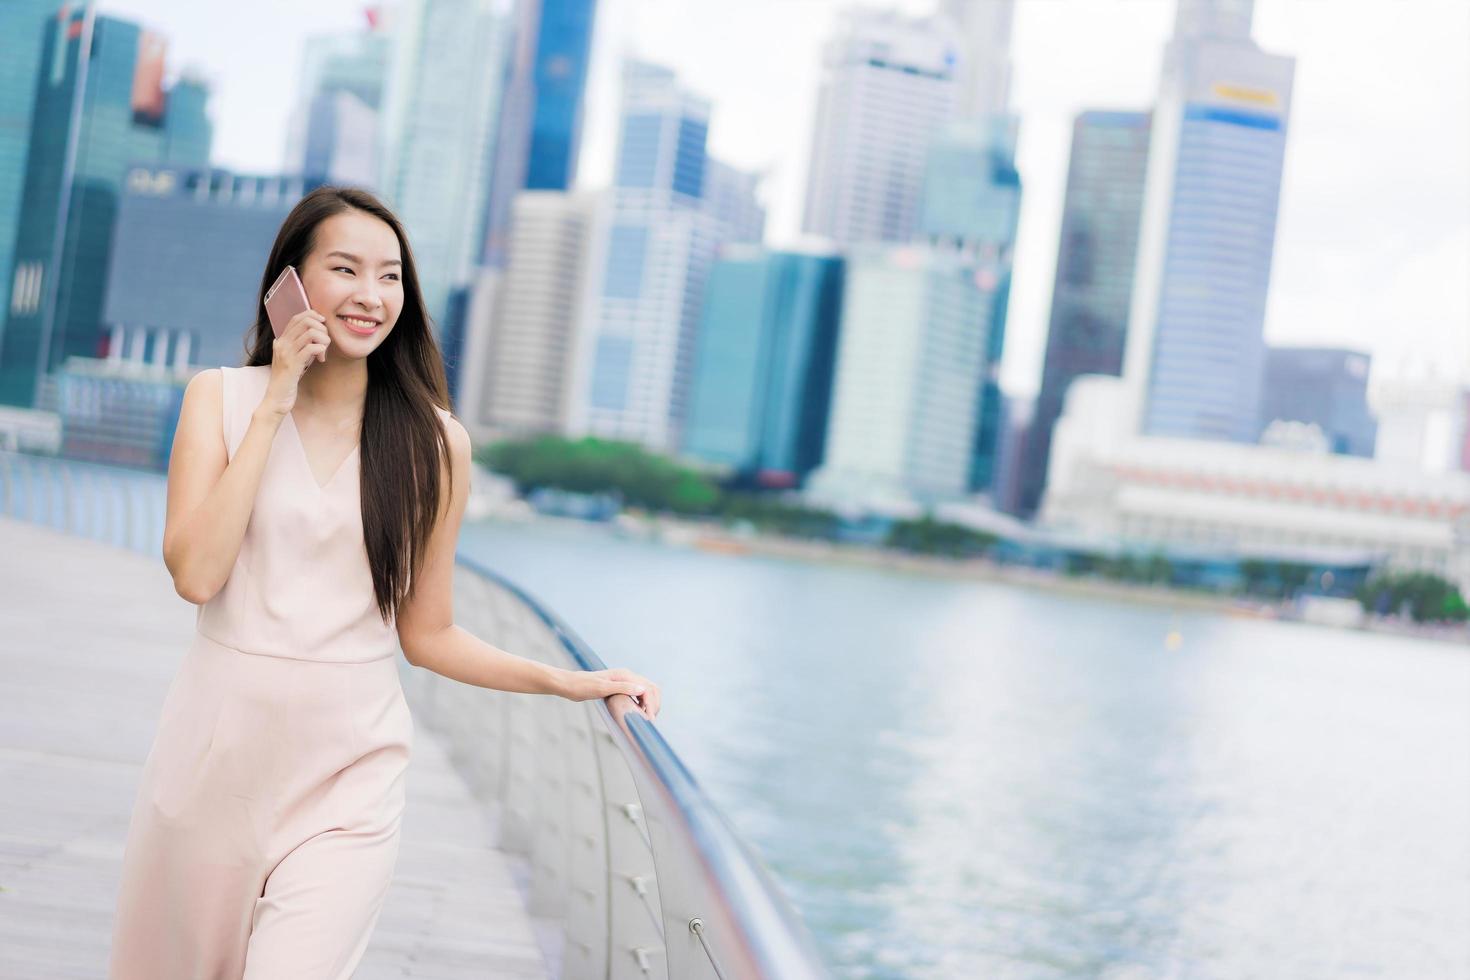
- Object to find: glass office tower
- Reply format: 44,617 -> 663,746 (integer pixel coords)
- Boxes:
0,0 -> 62,321
1017,110 -> 1151,516
479,0 -> 598,267
1121,0 -> 1295,443
0,7 -> 210,409
684,247 -> 844,487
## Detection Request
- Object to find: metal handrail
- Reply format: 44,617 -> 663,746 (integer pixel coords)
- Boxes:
455,553 -> 831,979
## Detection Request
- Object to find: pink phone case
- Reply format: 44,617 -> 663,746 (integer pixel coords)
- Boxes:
264,265 -> 311,338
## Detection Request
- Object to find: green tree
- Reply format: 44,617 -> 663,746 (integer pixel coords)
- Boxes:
885,514 -> 998,558
1356,570 -> 1470,623
481,436 -> 720,515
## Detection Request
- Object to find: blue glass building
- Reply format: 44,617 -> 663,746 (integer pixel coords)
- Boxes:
0,1 -> 59,321
525,0 -> 597,190
1122,0 -> 1295,444
479,0 -> 598,266
0,7 -> 211,409
683,247 -> 844,487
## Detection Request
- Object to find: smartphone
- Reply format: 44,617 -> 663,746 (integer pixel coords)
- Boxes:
264,265 -> 311,338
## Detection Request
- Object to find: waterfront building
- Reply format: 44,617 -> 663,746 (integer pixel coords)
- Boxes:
0,7 -> 210,410
917,115 -> 1022,496
1042,375 -> 1470,595
458,191 -> 602,443
1260,346 -> 1376,457
104,167 -> 329,374
683,246 -> 844,488
805,244 -> 996,507
283,20 -> 393,189
377,0 -> 511,332
0,0 -> 60,325
1120,0 -> 1296,444
801,7 -> 959,246
938,0 -> 1015,119
479,0 -> 599,267
55,356 -> 191,471
1017,110 -> 1152,517
1372,377 -> 1469,475
578,61 -> 763,453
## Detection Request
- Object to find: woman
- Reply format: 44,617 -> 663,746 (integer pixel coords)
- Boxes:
108,185 -> 660,978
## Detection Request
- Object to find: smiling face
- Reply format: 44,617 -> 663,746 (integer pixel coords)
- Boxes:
297,209 -> 405,360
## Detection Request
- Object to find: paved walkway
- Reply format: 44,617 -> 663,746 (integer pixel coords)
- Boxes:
0,516 -> 550,979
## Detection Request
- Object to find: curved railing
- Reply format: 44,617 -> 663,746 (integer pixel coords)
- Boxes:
0,449 -> 831,979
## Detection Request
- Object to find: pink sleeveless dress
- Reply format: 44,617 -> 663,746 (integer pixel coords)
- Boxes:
109,364 -> 450,979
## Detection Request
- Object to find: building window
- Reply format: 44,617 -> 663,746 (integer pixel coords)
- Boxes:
590,335 -> 633,411
604,225 -> 648,300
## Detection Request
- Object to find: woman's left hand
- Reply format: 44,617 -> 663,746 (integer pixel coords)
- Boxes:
564,667 -> 661,720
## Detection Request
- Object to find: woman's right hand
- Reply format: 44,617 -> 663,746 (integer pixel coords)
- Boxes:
259,310 -> 330,419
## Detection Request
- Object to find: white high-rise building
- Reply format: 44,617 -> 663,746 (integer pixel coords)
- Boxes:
801,8 -> 960,246
939,0 -> 1015,119
578,62 -> 763,453
1372,378 -> 1470,475
283,25 -> 392,189
1121,0 -> 1295,444
805,244 -> 995,508
457,191 -> 603,443
378,0 -> 511,333
703,159 -> 766,246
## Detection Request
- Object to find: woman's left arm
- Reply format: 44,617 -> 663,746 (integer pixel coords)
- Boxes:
396,414 -> 661,719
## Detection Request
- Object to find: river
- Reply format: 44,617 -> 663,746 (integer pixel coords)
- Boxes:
459,516 -> 1470,980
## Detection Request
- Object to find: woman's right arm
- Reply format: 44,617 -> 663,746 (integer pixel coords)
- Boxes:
162,311 -> 329,604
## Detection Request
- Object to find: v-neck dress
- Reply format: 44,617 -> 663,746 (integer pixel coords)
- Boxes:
109,363 -> 452,979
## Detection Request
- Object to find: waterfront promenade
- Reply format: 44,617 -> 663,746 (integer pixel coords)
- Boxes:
0,516 -> 550,979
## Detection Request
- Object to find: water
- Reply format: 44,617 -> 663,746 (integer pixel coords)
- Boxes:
460,517 -> 1470,980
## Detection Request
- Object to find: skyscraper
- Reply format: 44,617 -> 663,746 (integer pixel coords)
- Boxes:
683,246 -> 844,488
1017,110 -> 1152,516
1261,346 -> 1376,457
0,6 -> 211,409
458,190 -> 602,442
284,19 -> 393,189
801,8 -> 959,246
377,0 -> 511,333
939,0 -> 1015,119
578,61 -> 763,453
1372,377 -> 1468,475
1121,0 -> 1295,443
479,0 -> 599,267
702,159 -> 766,247
916,115 -> 1022,496
0,1 -> 62,322
104,166 -> 330,374
806,244 -> 996,507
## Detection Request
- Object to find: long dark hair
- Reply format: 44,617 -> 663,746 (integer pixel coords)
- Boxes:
244,185 -> 455,626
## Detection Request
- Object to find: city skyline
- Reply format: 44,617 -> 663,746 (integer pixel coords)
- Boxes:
93,0 -> 1470,398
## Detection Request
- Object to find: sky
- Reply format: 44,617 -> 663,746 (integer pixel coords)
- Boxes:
101,0 -> 1470,398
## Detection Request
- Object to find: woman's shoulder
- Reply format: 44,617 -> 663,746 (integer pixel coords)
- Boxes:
216,363 -> 269,381
220,363 -> 271,396
432,404 -> 470,460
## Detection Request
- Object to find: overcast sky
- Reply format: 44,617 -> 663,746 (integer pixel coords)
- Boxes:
101,0 -> 1469,396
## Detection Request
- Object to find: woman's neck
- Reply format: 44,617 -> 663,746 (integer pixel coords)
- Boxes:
293,357 -> 367,419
